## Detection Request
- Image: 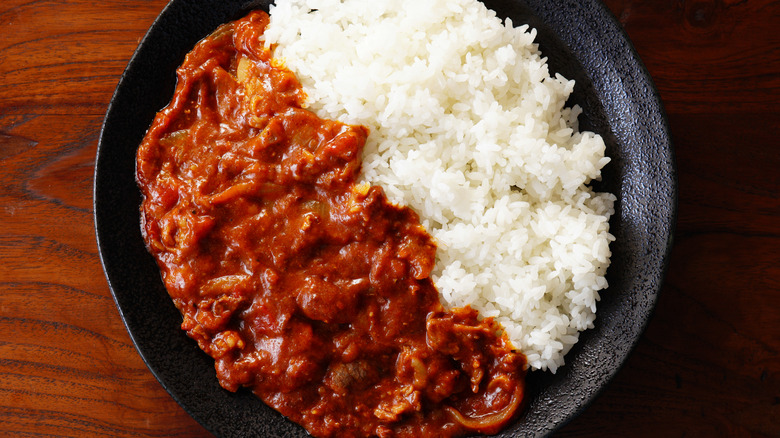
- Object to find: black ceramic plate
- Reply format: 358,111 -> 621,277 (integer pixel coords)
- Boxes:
94,0 -> 676,436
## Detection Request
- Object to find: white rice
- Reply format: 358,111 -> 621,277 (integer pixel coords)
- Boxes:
265,0 -> 616,372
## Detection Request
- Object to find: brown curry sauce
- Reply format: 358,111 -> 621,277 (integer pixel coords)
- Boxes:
136,10 -> 526,438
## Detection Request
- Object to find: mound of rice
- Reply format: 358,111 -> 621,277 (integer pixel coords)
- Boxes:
265,0 -> 616,372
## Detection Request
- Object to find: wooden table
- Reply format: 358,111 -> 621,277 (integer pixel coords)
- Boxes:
1,0 -> 778,436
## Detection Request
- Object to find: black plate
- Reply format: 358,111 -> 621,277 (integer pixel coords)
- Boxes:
94,0 -> 676,436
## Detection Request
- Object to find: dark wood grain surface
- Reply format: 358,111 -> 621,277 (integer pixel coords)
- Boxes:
1,0 -> 778,436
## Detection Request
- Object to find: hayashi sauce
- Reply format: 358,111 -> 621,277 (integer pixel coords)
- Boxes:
136,10 -> 526,438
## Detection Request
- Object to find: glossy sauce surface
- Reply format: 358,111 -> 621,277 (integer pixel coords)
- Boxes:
136,11 -> 526,438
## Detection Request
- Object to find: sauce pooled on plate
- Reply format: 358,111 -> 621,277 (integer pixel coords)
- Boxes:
136,10 -> 526,438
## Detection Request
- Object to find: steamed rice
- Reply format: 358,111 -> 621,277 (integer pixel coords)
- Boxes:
265,0 -> 616,372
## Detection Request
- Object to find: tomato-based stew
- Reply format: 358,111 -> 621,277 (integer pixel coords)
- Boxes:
136,10 -> 526,438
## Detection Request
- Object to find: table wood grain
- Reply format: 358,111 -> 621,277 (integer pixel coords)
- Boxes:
1,0 -> 778,436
